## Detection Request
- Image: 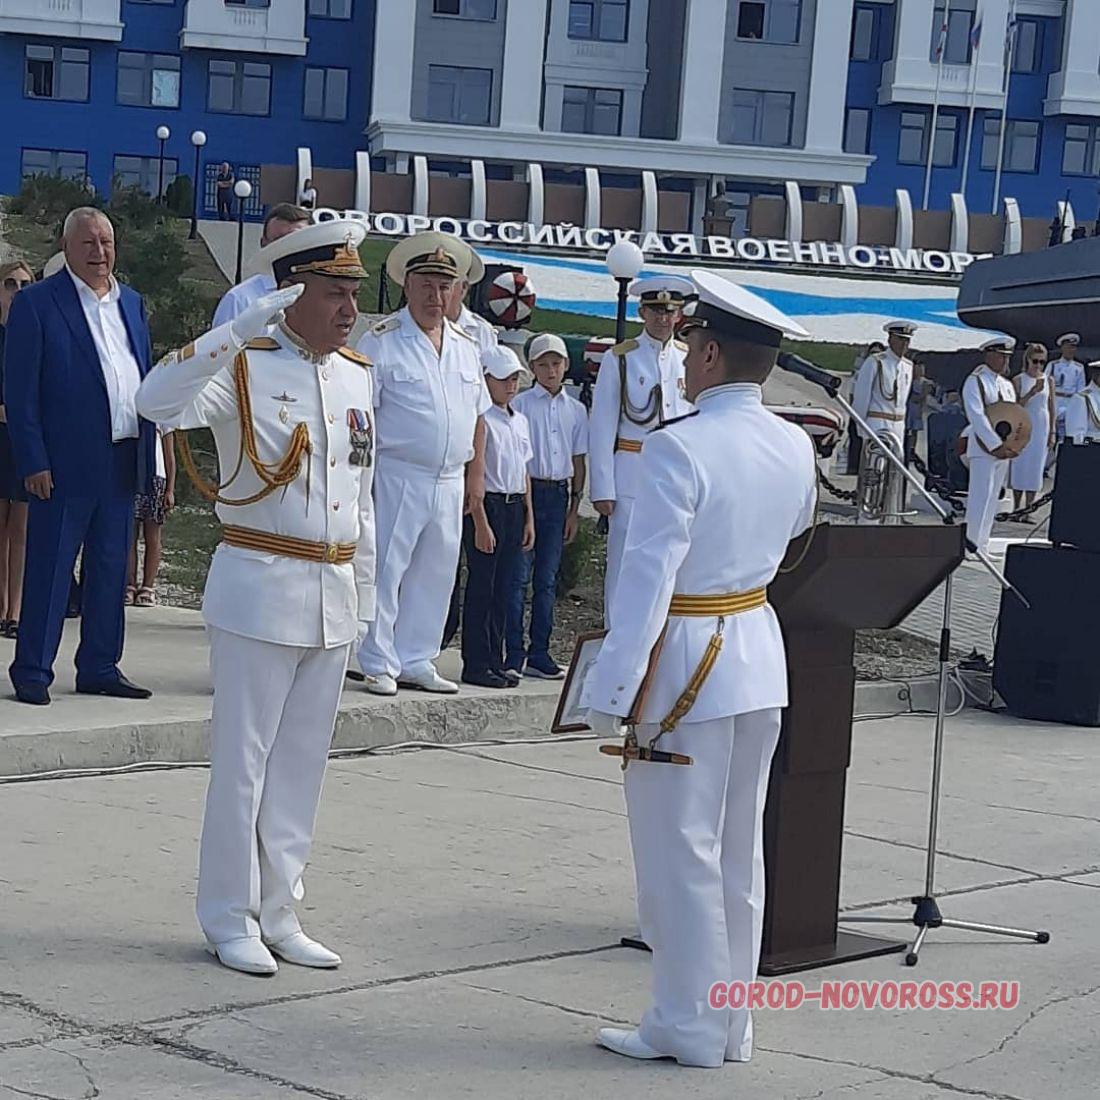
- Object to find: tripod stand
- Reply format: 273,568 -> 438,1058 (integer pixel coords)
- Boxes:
808,374 -> 1050,965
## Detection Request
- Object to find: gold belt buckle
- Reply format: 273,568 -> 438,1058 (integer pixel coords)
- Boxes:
325,543 -> 340,564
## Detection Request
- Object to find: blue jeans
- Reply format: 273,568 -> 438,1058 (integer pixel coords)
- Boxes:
506,481 -> 568,663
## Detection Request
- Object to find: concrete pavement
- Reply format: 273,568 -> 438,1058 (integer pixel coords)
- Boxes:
1,708 -> 1098,1098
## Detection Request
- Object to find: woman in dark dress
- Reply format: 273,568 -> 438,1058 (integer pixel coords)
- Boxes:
0,260 -> 33,639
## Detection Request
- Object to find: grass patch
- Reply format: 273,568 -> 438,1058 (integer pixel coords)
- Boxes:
161,503 -> 220,605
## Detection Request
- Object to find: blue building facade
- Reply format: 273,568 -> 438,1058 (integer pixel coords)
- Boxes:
0,0 -> 374,215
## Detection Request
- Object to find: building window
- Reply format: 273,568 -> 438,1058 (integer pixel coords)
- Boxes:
225,0 -> 271,8
308,0 -> 353,15
24,45 -> 90,102
207,59 -> 271,116
568,0 -> 629,42
561,86 -> 623,135
303,67 -> 348,121
843,107 -> 871,154
932,112 -> 958,166
21,148 -> 87,182
898,110 -> 927,165
426,65 -> 492,125
117,52 -> 181,109
981,117 -> 1041,172
113,154 -> 179,199
736,0 -> 801,44
728,89 -> 794,146
432,0 -> 496,17
850,4 -> 878,61
1063,123 -> 1100,176
930,3 -> 974,64
1012,18 -> 1041,74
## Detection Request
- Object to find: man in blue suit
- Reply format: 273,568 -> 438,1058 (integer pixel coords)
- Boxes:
3,207 -> 157,705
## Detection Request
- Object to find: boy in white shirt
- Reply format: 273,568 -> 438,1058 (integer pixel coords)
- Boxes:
507,335 -> 588,680
462,346 -> 535,688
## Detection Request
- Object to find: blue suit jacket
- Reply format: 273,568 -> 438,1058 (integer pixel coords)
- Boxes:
2,270 -> 157,498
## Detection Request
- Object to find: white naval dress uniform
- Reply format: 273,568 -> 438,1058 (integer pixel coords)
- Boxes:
356,308 -> 490,679
583,384 -> 817,1068
1047,357 -> 1085,440
589,332 -> 692,620
136,321 -> 376,946
962,365 -> 1016,553
851,349 -> 912,445
457,304 -> 498,354
1065,382 -> 1100,443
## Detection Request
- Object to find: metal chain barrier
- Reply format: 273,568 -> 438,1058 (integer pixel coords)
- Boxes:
995,490 -> 1053,524
817,467 -> 858,504
908,453 -> 966,516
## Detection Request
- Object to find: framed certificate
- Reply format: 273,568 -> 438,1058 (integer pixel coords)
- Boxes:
551,629 -> 664,734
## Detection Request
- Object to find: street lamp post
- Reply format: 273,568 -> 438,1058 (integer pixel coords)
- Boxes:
155,125 -> 170,205
188,130 -> 207,240
234,179 -> 253,284
605,239 -> 645,343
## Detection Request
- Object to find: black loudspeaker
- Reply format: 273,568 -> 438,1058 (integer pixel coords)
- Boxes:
993,544 -> 1100,726
1051,442 -> 1100,553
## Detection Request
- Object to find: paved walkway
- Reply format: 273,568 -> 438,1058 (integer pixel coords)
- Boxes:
1,709 -> 1097,1098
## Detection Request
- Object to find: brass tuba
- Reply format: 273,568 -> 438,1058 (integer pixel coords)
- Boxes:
856,429 -> 907,525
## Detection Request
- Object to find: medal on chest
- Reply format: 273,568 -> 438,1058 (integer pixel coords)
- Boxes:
347,407 -> 373,467
273,391 -> 297,425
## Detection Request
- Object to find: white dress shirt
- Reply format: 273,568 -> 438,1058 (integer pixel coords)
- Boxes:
512,383 -> 588,481
136,322 -> 376,649
357,309 -> 491,479
483,404 -> 533,494
68,265 -> 142,441
212,273 -> 276,328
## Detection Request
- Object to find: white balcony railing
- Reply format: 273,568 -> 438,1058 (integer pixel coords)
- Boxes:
0,0 -> 123,41
180,0 -> 308,57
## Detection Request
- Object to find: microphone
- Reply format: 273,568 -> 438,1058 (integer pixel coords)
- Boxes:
776,353 -> 843,398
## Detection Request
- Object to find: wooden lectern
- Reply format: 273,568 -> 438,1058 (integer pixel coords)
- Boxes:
761,523 -> 964,975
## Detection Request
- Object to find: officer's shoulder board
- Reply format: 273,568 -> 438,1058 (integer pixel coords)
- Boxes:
245,336 -> 280,351
447,319 -> 476,342
337,346 -> 372,368
652,410 -> 700,433
371,316 -> 401,337
612,337 -> 638,356
674,339 -> 688,352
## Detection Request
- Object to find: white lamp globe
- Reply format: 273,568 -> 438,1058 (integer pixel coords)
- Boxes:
234,180 -> 253,200
606,239 -> 645,281
156,125 -> 170,141
191,130 -> 207,147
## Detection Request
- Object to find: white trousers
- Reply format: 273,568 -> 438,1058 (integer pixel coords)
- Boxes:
358,466 -> 464,679
603,497 -> 634,627
624,709 -> 782,1068
965,455 -> 1009,553
197,627 -> 349,945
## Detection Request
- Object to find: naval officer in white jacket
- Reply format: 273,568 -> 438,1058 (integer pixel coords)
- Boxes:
962,337 -> 1018,553
851,320 -> 915,447
137,222 -> 376,976
584,270 -> 817,1069
589,276 -> 694,621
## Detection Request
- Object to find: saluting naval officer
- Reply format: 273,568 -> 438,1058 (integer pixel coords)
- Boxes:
583,270 -> 817,1069
137,221 -> 376,976
1047,332 -> 1086,444
354,231 -> 490,696
962,336 -> 1018,554
851,320 -> 915,449
589,275 -> 694,621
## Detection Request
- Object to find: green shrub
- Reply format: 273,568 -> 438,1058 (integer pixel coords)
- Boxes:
164,175 -> 194,219
557,515 -> 604,598
6,175 -> 101,240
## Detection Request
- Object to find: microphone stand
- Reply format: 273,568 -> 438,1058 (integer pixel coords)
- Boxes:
792,364 -> 1049,966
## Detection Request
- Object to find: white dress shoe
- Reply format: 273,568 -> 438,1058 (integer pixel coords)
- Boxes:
397,668 -> 459,694
264,932 -> 342,969
596,1028 -> 667,1062
205,937 -> 278,976
364,673 -> 398,696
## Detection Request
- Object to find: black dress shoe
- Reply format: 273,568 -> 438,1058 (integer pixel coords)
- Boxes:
345,669 -> 366,683
461,669 -> 510,689
75,674 -> 152,699
13,683 -> 50,706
